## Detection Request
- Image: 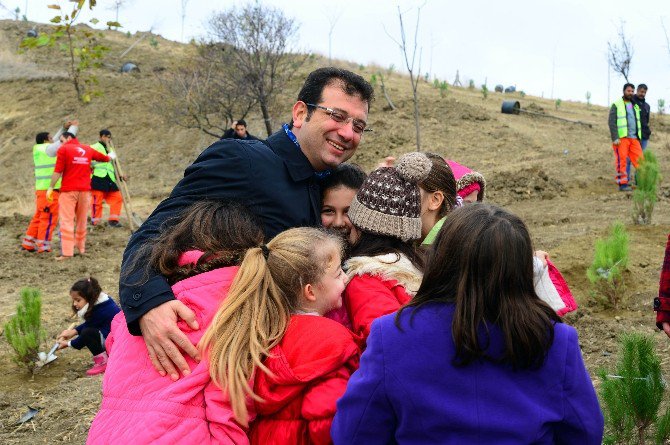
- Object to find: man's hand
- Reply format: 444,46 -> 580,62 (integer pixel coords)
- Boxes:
46,188 -> 54,202
663,322 -> 670,339
231,120 -> 238,129
613,138 -> 620,146
108,151 -> 117,160
139,300 -> 201,380
58,340 -> 69,350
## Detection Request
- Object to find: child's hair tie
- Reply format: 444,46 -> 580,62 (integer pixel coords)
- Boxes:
260,244 -> 270,259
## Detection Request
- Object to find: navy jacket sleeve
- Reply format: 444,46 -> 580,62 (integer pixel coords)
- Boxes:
119,139 -> 252,335
332,320 -> 396,444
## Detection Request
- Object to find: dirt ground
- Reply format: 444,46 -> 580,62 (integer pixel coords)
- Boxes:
1,19 -> 670,443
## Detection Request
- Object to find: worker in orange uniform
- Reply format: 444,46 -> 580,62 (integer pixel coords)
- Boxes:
90,129 -> 125,228
47,131 -> 114,260
608,83 -> 644,192
21,122 -> 78,253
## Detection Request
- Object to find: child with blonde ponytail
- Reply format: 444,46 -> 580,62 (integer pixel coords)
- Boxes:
201,227 -> 361,445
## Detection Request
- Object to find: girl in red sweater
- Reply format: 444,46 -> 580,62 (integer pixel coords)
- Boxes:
200,227 -> 360,445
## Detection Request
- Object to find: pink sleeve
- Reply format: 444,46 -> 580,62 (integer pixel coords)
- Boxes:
204,379 -> 254,445
547,260 -> 578,316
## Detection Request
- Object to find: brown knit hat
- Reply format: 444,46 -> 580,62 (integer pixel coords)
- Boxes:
348,153 -> 432,241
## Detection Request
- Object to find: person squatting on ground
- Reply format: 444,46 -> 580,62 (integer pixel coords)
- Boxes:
90,129 -> 125,228
200,227 -> 360,445
332,204 -> 604,444
47,131 -> 113,259
57,277 -> 120,376
654,234 -> 670,338
220,119 -> 260,141
118,67 -> 373,381
88,201 -> 266,444
22,131 -> 62,253
609,83 -> 644,191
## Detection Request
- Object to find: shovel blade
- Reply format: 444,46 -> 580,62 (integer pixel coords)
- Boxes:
16,406 -> 39,424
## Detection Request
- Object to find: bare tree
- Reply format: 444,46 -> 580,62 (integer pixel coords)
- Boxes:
207,2 -> 304,136
180,0 -> 190,41
661,18 -> 670,59
324,6 -> 343,64
156,49 -> 257,139
107,0 -> 126,29
608,21 -> 633,82
385,3 -> 425,151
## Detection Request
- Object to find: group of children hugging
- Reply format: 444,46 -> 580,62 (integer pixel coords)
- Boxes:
63,152 -> 603,444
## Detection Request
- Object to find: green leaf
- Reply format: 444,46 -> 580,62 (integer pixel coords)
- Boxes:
50,16 -> 62,24
89,18 -> 99,25
82,93 -> 91,103
47,4 -> 61,9
106,21 -> 121,28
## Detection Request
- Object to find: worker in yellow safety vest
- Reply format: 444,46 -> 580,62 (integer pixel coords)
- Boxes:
90,129 -> 125,227
21,122 -> 78,253
608,83 -> 644,191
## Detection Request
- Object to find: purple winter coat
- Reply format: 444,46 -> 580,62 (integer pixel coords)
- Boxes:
332,302 -> 603,444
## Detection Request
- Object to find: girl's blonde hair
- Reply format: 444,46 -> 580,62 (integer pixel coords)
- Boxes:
199,227 -> 343,425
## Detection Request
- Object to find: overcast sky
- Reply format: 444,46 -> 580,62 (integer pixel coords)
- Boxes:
3,0 -> 669,107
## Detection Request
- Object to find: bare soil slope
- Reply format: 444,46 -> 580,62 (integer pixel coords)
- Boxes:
1,19 -> 669,443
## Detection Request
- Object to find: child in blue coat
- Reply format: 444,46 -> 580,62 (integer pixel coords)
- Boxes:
57,277 -> 120,375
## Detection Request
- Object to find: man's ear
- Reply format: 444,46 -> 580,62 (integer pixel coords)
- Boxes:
292,101 -> 309,129
429,191 -> 445,211
302,283 -> 317,302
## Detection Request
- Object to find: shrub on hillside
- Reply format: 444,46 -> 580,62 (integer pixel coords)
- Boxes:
599,333 -> 670,445
4,288 -> 46,372
632,150 -> 661,225
586,222 -> 628,309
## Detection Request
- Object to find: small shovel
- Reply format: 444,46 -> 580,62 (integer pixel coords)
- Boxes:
36,322 -> 76,368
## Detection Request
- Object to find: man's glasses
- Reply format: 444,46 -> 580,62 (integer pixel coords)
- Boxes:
306,103 -> 371,134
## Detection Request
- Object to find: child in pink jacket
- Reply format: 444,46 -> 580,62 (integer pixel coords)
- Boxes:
87,201 -> 265,444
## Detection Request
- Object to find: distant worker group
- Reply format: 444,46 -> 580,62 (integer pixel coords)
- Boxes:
21,123 -> 124,259
608,82 -> 651,191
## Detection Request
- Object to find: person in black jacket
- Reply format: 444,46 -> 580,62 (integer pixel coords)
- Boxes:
220,119 -> 259,141
119,67 -> 374,380
629,83 -> 651,180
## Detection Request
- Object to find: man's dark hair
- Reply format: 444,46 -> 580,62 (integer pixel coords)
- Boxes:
36,132 -> 50,144
297,67 -> 375,122
637,83 -> 648,91
236,119 -> 247,127
62,131 -> 75,139
321,163 -> 367,198
623,83 -> 635,92
99,129 -> 111,137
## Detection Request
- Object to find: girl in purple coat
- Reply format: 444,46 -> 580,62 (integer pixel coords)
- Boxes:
332,203 -> 603,444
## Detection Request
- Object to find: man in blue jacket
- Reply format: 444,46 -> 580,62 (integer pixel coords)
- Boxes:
120,67 -> 374,380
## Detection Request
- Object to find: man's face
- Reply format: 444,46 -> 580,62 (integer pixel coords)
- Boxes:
291,82 -> 369,171
101,134 -> 112,144
637,88 -> 647,100
235,124 -> 248,138
623,86 -> 635,100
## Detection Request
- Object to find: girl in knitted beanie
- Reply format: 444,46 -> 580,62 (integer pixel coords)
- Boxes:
344,159 -> 429,343
446,159 -> 486,203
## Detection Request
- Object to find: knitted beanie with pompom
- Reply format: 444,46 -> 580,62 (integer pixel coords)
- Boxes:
348,153 -> 432,241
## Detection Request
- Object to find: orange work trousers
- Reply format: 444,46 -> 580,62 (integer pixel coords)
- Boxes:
59,191 -> 91,257
613,138 -> 643,185
90,190 -> 123,225
22,190 -> 60,252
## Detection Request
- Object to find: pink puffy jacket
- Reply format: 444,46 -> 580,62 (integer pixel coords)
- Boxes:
87,252 -> 252,444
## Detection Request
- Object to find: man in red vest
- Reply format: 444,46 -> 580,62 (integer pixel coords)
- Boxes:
47,131 -> 114,260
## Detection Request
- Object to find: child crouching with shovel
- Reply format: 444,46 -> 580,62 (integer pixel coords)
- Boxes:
57,277 -> 120,376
